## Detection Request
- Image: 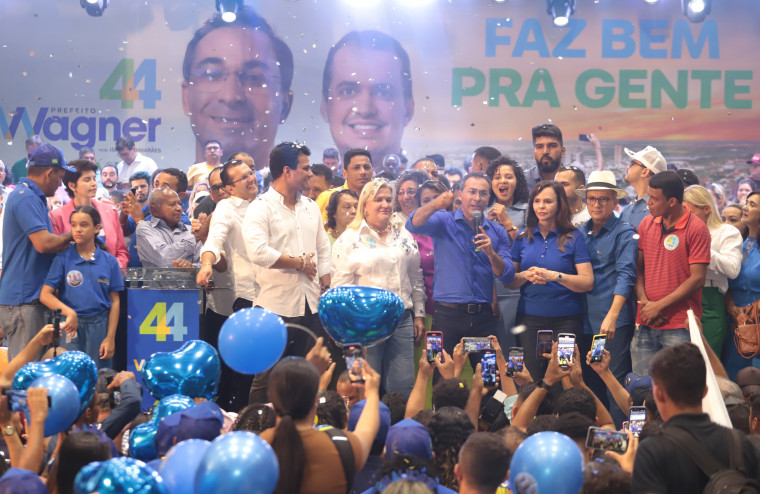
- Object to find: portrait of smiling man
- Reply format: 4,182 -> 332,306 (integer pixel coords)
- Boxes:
321,30 -> 414,172
181,7 -> 294,171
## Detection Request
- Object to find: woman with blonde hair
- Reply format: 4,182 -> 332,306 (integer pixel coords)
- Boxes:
683,185 -> 743,354
332,178 -> 426,397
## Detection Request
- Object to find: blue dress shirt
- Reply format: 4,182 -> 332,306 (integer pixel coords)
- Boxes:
511,227 -> 591,317
406,209 -> 515,304
729,239 -> 760,307
620,196 -> 649,229
579,215 -> 638,334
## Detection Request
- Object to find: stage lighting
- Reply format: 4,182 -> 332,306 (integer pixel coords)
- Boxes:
681,0 -> 711,22
80,0 -> 108,17
644,0 -> 659,4
547,0 -> 575,27
216,0 -> 243,23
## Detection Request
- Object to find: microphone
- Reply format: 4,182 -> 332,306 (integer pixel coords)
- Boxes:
472,210 -> 482,252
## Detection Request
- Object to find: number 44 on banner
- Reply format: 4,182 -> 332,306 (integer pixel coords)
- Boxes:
140,302 -> 187,342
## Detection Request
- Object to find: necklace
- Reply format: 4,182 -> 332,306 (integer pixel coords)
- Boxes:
572,203 -> 586,215
368,222 -> 391,236
745,238 -> 757,256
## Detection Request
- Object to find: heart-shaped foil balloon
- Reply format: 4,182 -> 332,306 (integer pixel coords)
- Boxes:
12,350 -> 97,417
318,286 -> 406,347
141,340 -> 220,401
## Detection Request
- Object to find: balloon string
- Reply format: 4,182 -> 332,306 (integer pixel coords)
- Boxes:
285,323 -> 319,343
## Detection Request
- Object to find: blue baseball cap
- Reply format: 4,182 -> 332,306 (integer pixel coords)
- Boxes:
625,372 -> 652,393
28,143 -> 74,172
348,399 -> 391,451
385,418 -> 433,462
155,401 -> 223,456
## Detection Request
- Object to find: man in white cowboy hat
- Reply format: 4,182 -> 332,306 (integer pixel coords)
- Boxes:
620,146 -> 666,228
577,170 -> 638,424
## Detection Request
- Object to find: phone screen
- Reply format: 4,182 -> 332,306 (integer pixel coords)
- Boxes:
344,344 -> 365,384
557,334 -> 575,368
586,427 -> 628,454
463,338 -> 493,353
629,407 -> 646,438
579,133 -> 590,142
5,390 -> 27,413
536,331 -> 553,359
481,351 -> 498,387
590,334 -> 607,363
507,348 -> 524,377
426,332 -> 443,363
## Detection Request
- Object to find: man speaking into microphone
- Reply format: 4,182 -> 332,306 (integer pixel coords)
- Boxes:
407,172 -> 514,362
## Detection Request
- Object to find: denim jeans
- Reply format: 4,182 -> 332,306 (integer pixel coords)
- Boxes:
63,311 -> 111,370
0,303 -> 50,361
630,325 -> 690,376
366,311 -> 415,398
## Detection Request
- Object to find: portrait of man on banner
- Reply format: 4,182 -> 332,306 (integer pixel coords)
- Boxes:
321,30 -> 414,173
181,6 -> 294,170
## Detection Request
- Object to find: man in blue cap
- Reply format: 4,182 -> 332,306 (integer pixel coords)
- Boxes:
0,144 -> 75,359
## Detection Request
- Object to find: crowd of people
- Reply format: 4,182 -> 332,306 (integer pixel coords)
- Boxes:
0,121 -> 758,493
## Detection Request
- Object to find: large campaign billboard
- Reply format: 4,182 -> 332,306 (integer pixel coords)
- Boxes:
1,0 -> 757,188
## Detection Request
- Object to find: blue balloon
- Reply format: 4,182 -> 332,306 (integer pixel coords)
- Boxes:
13,351 -> 97,417
130,421 -> 160,462
25,375 -> 80,437
142,340 -> 221,401
318,286 -> 406,347
218,308 -> 286,374
129,395 -> 195,462
74,457 -> 167,494
194,431 -> 279,494
509,431 -> 584,494
160,439 -> 211,494
152,394 -> 195,423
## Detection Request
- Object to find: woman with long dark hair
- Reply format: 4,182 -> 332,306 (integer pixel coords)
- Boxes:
725,191 -> 760,378
508,180 -> 593,378
260,357 -> 382,494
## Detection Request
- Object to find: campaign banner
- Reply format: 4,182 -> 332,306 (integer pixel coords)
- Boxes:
0,0 -> 758,181
126,288 -> 200,410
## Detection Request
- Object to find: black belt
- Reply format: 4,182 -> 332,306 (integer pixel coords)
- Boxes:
437,301 -> 489,314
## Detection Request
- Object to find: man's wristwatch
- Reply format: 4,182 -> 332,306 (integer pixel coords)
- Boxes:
556,272 -> 563,282
2,425 -> 15,436
536,379 -> 552,392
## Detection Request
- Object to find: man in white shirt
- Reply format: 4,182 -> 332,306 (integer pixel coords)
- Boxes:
187,139 -> 223,188
244,141 -> 333,402
556,165 -> 590,227
115,137 -> 158,188
197,158 -> 259,411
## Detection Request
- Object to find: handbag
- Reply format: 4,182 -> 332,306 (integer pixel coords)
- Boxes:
733,300 -> 760,359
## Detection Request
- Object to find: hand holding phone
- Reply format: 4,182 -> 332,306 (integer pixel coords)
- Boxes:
480,351 -> 498,387
557,333 -> 575,369
590,334 -> 607,363
586,426 -> 628,454
506,347 -> 524,378
343,343 -> 365,384
426,331 -> 443,363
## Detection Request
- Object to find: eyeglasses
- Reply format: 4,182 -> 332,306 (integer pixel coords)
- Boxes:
586,196 -> 613,205
189,68 -> 281,94
627,161 -> 646,170
229,171 -> 255,185
209,184 -> 224,192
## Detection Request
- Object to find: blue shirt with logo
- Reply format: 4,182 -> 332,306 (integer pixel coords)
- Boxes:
0,179 -> 57,305
44,244 -> 124,316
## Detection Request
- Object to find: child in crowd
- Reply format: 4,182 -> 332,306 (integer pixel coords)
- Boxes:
40,205 -> 124,368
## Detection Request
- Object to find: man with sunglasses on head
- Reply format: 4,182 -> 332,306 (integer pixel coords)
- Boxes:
620,146 -> 666,229
577,170 -> 638,425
